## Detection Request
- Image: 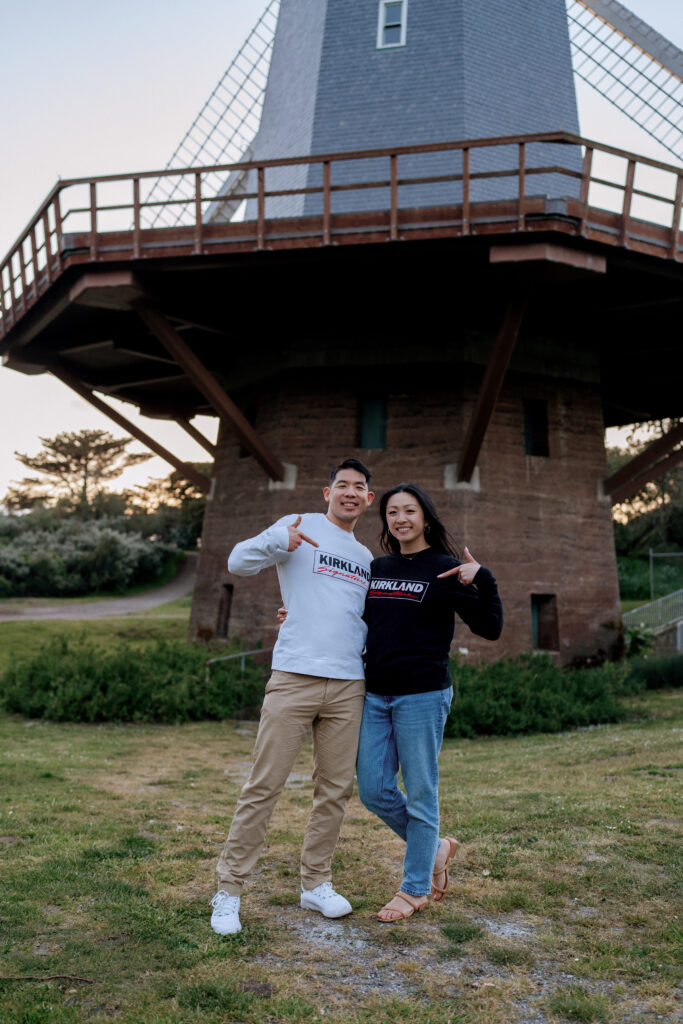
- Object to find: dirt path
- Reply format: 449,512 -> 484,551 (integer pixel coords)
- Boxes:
0,552 -> 197,622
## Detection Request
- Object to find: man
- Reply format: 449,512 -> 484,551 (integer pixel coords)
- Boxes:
210,458 -> 374,935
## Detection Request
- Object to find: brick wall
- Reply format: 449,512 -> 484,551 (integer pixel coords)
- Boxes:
189,351 -> 622,666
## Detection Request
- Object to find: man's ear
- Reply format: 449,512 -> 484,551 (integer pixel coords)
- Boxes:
367,491 -> 375,506
322,486 -> 331,503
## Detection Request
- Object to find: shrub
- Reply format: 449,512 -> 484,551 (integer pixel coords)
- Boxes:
3,641 -> 677,732
626,654 -> 683,691
623,623 -> 655,658
445,654 -> 626,738
0,521 -> 175,596
0,637 -> 267,723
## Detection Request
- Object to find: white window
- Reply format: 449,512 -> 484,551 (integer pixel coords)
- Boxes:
377,0 -> 407,49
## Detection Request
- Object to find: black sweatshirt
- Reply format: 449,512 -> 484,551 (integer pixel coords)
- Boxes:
363,548 -> 503,695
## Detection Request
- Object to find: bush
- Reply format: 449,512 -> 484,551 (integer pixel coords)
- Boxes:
0,521 -> 175,596
623,623 -> 655,658
0,638 -> 267,723
3,641 -> 678,731
626,655 -> 683,691
445,654 -> 627,738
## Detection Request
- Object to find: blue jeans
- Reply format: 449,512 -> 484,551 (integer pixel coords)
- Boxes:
356,687 -> 453,897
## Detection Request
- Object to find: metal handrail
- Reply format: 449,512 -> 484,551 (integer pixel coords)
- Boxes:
205,647 -> 272,683
623,588 -> 683,632
1,130 -> 681,341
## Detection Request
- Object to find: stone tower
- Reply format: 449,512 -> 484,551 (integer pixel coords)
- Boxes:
185,2 -> 628,664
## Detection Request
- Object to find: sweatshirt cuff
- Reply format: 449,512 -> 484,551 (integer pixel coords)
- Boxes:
473,566 -> 496,589
272,525 -> 291,553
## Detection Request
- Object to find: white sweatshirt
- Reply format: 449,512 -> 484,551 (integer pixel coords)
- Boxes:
228,512 -> 372,679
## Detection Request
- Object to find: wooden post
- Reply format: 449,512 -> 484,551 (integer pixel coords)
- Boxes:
194,172 -> 203,254
322,161 -> 331,245
579,146 -> 593,237
134,301 -> 286,481
42,210 -> 53,284
462,148 -> 470,236
17,244 -> 28,307
257,166 -> 265,250
603,422 -> 683,497
610,448 -> 683,506
457,296 -> 527,483
51,368 -> 212,493
390,155 -> 399,241
620,159 -> 636,248
29,227 -> 39,305
0,262 -> 7,331
670,174 -> 682,261
517,143 -> 526,231
133,178 -> 141,259
176,416 -> 217,457
89,182 -> 98,261
53,192 -> 63,250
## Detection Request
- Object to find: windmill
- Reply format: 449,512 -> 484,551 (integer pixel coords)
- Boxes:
144,0 -> 682,225
0,0 -> 681,663
567,0 -> 682,162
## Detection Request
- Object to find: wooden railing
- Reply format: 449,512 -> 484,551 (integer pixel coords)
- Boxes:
1,131 -> 681,341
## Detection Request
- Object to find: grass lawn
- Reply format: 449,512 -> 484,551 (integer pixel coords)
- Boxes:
622,598 -> 651,610
621,599 -> 649,614
0,690 -> 681,1024
0,602 -> 190,675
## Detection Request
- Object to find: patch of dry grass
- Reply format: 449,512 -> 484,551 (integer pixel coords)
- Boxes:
0,689 -> 681,1023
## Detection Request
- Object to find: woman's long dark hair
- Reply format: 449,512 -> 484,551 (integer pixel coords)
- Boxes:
379,483 -> 460,557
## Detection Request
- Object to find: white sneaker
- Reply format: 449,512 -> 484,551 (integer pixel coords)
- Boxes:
300,881 -> 352,919
210,890 -> 241,935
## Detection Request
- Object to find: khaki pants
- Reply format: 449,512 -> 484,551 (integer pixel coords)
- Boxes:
216,670 -> 365,896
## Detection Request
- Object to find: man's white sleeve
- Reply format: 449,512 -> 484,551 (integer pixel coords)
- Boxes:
227,523 -> 292,576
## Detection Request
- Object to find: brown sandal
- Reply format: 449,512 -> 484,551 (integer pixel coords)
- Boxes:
431,837 -> 460,901
376,891 -> 427,922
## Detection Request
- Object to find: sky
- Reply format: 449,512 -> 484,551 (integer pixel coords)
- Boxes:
0,0 -> 681,500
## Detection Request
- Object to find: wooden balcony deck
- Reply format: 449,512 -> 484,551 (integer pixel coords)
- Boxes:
1,131 -> 681,342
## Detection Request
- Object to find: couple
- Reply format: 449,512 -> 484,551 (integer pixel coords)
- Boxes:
210,458 -> 502,934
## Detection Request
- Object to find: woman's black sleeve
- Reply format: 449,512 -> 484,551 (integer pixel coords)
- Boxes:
450,566 -> 503,641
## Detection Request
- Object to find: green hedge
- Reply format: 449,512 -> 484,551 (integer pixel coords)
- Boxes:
0,638 -> 267,723
626,654 -> 683,691
1,641 -> 679,733
444,654 -> 628,738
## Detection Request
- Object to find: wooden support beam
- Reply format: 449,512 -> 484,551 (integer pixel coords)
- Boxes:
134,301 -> 286,481
610,447 -> 683,506
176,416 -> 217,457
603,422 -> 683,496
457,296 -> 527,483
51,367 -> 212,494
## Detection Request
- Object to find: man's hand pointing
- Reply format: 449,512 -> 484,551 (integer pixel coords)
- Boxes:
287,516 -> 319,552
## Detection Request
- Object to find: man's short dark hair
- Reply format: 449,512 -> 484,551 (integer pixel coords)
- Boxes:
329,458 -> 372,486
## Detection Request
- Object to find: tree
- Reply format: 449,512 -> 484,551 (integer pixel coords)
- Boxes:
123,466 -> 210,547
4,430 -> 151,514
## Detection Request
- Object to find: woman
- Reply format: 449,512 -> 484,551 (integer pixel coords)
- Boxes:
357,483 -> 503,922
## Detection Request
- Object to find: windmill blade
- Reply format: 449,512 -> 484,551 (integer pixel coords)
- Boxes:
567,0 -> 683,162
142,0 -> 280,227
